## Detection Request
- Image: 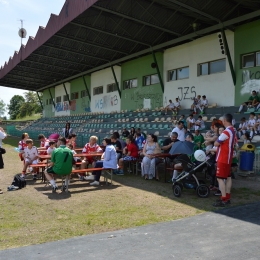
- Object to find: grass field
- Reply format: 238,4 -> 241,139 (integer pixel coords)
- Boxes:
0,136 -> 260,250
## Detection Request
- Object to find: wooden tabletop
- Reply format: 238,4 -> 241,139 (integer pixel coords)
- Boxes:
38,152 -> 103,160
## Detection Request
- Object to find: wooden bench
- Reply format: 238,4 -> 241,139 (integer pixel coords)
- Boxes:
71,168 -> 114,185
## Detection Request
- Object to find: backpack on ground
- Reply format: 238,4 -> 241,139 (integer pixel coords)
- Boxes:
11,174 -> 26,189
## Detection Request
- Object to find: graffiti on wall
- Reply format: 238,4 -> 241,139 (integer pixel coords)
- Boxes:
95,95 -> 119,110
55,101 -> 70,112
126,88 -> 162,109
241,70 -> 260,95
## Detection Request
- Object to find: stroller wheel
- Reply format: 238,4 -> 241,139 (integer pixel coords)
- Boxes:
196,184 -> 210,198
173,184 -> 182,197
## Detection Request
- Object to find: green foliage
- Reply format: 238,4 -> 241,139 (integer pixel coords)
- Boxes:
0,99 -> 6,117
8,95 -> 25,120
8,92 -> 43,119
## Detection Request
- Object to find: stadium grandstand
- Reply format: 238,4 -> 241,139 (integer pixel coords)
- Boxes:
1,0 -> 260,145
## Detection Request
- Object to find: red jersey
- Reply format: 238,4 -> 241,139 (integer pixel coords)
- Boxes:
41,138 -> 50,149
127,143 -> 138,158
18,140 -> 27,151
82,143 -> 102,153
66,139 -> 76,149
216,126 -> 235,164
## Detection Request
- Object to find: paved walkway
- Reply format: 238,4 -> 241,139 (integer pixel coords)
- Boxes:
1,202 -> 260,260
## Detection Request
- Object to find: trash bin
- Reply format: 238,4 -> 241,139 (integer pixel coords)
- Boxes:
240,151 -> 255,171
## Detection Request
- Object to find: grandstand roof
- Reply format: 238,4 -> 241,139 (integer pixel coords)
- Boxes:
0,0 -> 260,92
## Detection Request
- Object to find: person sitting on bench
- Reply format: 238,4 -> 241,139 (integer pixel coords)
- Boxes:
85,138 -> 117,186
44,137 -> 73,192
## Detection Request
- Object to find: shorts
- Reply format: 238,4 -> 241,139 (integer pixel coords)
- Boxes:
47,167 -> 56,174
123,156 -> 137,161
25,159 -> 38,165
216,162 -> 231,179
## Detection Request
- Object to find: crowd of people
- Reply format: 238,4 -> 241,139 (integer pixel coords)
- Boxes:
0,95 -> 250,208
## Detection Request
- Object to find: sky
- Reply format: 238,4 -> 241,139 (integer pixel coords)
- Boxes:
0,0 -> 65,116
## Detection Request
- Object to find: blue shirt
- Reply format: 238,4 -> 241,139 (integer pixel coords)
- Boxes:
136,136 -> 145,150
103,145 -> 118,169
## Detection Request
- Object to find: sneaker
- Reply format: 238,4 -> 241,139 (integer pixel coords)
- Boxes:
79,175 -> 84,181
117,170 -> 124,176
52,186 -> 58,193
61,185 -> 69,192
214,190 -> 221,196
90,181 -> 99,186
84,175 -> 95,181
33,175 -> 37,180
21,174 -> 26,178
213,199 -> 228,207
225,199 -> 231,205
7,185 -> 19,191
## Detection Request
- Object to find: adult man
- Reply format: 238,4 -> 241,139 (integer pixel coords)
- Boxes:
122,128 -> 130,138
172,121 -> 185,141
162,132 -> 179,153
213,113 -> 235,207
0,126 -> 7,194
44,137 -> 73,192
238,90 -> 259,113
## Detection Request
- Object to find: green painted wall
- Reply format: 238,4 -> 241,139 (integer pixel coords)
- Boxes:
235,20 -> 260,105
121,53 -> 164,110
70,76 -> 91,114
43,88 -> 55,117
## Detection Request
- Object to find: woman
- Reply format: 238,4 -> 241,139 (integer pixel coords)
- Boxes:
0,126 -> 7,194
130,127 -> 136,137
118,135 -> 139,175
85,138 -> 117,186
141,134 -> 161,180
62,122 -> 73,139
18,133 -> 29,161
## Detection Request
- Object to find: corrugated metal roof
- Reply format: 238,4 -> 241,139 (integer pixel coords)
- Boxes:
0,0 -> 260,91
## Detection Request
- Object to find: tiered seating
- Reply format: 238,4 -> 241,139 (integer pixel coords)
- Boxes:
9,105 -> 254,147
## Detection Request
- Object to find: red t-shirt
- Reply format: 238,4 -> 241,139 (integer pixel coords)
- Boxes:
127,143 -> 138,158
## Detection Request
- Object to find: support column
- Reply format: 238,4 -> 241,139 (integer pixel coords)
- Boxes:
63,83 -> 71,103
48,88 -> 55,109
111,66 -> 121,98
36,92 -> 43,110
82,76 -> 91,101
221,28 -> 236,86
151,50 -> 164,93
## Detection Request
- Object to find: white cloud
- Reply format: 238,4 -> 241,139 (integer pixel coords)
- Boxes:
0,0 -> 9,5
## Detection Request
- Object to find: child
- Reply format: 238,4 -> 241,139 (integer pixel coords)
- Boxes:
243,132 -> 251,144
47,141 -> 56,155
38,134 -> 50,154
67,133 -> 77,149
247,112 -> 256,138
194,115 -> 205,130
237,117 -> 247,139
18,133 -> 29,161
171,116 -> 177,128
253,114 -> 260,135
68,143 -> 81,162
190,95 -> 201,114
172,98 -> 181,115
199,95 -> 208,114
187,114 -> 195,131
81,136 -> 103,180
21,139 -> 39,179
203,131 -> 214,152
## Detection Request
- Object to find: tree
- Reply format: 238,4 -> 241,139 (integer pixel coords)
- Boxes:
8,95 -> 25,120
0,99 -> 6,117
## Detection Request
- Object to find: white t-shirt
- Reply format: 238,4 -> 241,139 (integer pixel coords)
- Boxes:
256,119 -> 260,131
174,101 -> 180,107
24,146 -> 38,161
201,99 -> 208,106
247,119 -> 256,127
172,127 -> 185,141
168,103 -> 175,108
195,119 -> 205,128
47,147 -> 56,155
239,122 -> 247,129
0,130 -> 6,148
188,118 -> 195,124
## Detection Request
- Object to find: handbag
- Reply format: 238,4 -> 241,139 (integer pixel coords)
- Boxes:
0,148 -> 6,154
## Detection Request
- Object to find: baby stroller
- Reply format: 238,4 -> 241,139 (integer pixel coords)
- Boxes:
172,153 -> 210,198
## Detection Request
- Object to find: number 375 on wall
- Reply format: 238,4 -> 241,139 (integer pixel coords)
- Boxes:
177,86 -> 196,101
